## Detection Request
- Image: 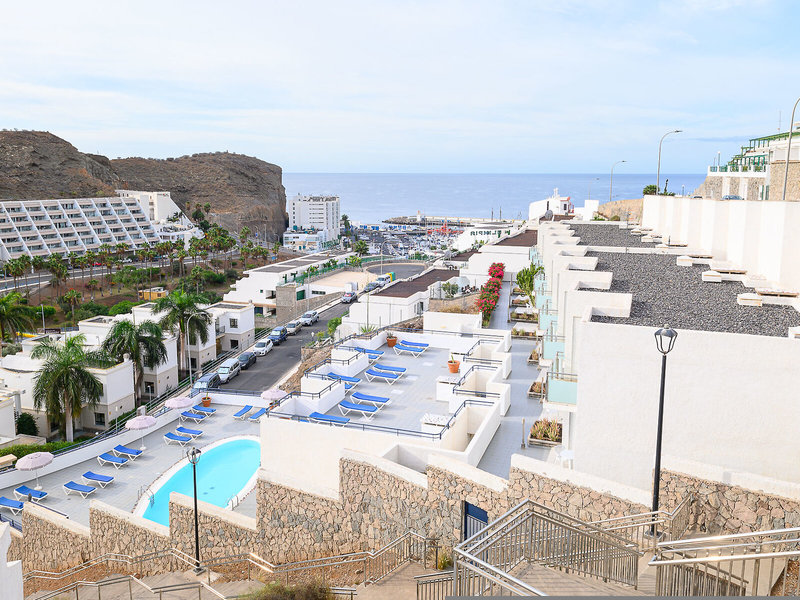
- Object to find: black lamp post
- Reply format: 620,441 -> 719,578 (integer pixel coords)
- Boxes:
651,324 -> 677,537
187,446 -> 203,573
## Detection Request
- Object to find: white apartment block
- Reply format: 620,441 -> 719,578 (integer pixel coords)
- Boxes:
287,194 -> 341,241
0,190 -> 200,262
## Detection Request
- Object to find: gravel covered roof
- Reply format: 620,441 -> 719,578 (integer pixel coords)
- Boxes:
570,223 -> 656,247
589,252 -> 800,337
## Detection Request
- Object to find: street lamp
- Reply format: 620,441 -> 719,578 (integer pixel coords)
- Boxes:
781,96 -> 800,203
651,324 -> 678,536
187,446 -> 203,573
657,130 -> 683,193
610,160 -> 627,203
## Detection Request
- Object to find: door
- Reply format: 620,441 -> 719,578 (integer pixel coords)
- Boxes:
463,502 -> 488,541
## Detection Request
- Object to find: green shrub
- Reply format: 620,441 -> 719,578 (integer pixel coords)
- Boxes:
244,581 -> 332,599
15,413 -> 38,436
327,316 -> 342,337
40,305 -> 57,318
225,269 -> 238,280
74,302 -> 109,321
2,343 -> 21,357
609,215 -> 620,221
437,551 -> 453,570
108,301 -> 138,316
0,441 -> 80,459
643,184 -> 658,195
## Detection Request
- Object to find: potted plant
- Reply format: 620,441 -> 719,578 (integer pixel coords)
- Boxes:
386,332 -> 397,348
201,395 -> 212,408
447,353 -> 460,374
528,418 -> 562,447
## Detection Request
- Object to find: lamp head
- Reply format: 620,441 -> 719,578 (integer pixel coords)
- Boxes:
654,324 -> 678,355
188,446 -> 201,464
674,129 -> 683,133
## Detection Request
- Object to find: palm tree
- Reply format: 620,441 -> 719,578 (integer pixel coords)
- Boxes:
86,278 -> 101,301
0,291 -> 35,345
272,240 -> 281,261
6,258 -> 24,293
153,290 -> 211,377
32,333 -> 113,441
341,214 -> 351,236
31,255 -> 46,301
101,320 -> 167,402
62,289 -> 82,323
354,240 -> 369,256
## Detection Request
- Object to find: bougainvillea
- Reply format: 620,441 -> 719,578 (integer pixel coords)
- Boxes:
474,263 -> 506,325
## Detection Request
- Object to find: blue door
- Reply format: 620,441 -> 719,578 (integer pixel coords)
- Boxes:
464,502 -> 488,540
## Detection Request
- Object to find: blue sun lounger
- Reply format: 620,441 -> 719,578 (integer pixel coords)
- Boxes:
113,445 -> 142,460
82,471 -> 114,488
355,346 -> 383,356
373,363 -> 407,374
365,368 -> 400,384
64,481 -> 96,498
248,407 -> 268,422
309,412 -> 350,426
400,340 -> 429,348
393,343 -> 425,357
351,391 -> 391,407
326,372 -> 361,386
164,432 -> 192,446
181,411 -> 207,423
14,485 -> 47,502
176,426 -> 202,438
98,452 -> 128,469
192,405 -> 217,414
0,496 -> 23,515
338,400 -> 378,420
233,405 -> 253,420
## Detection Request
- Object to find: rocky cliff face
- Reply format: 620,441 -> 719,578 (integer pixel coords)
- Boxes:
0,130 -> 286,240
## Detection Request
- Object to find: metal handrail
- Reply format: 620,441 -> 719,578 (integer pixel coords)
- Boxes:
591,494 -> 694,550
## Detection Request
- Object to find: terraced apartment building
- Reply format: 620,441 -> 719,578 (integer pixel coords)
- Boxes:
0,190 -> 200,262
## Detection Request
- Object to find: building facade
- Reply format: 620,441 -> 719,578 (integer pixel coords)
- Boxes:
287,194 -> 341,242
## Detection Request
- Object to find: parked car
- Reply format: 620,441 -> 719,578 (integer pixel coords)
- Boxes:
286,320 -> 302,335
192,373 -> 221,392
363,282 -> 379,293
722,194 -> 743,201
217,358 -> 241,383
299,310 -> 319,325
254,339 -> 273,356
237,352 -> 256,370
268,326 -> 288,344
341,291 -> 356,303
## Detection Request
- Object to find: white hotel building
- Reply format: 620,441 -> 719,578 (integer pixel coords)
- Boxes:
286,194 -> 341,243
0,190 -> 201,261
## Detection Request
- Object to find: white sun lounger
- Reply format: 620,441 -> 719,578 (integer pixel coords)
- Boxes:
338,400 -> 378,421
393,343 -> 425,357
365,368 -> 400,384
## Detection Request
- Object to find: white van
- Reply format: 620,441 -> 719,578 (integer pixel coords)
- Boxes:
217,357 -> 241,383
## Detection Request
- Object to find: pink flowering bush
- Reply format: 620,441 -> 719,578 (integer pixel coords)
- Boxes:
474,263 -> 506,325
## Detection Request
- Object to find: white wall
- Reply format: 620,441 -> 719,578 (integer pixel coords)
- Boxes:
573,320 -> 800,494
0,524 -> 22,600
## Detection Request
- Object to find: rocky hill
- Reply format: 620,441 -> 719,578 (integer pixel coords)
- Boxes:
0,130 -> 286,239
598,198 -> 643,222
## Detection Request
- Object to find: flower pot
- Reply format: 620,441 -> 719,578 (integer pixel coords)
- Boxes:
201,397 -> 212,408
386,337 -> 397,348
447,360 -> 460,374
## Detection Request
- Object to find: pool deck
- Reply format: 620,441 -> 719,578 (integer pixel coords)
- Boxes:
0,405 -> 261,526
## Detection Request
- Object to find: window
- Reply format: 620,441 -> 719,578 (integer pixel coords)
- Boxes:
94,412 -> 106,426
144,382 -> 155,395
230,339 -> 239,349
229,318 -> 238,329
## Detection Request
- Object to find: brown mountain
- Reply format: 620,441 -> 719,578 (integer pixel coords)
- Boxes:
0,130 -> 287,240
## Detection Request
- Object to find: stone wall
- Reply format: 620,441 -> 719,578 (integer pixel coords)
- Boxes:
694,173 -> 766,201
89,503 -> 171,575
769,161 -> 800,201
660,470 -> 800,535
20,503 -> 91,572
275,283 -> 339,324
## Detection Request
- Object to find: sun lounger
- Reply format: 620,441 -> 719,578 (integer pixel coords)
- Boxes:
309,411 -> 350,426
354,346 -> 383,356
233,405 -> 253,420
192,405 -> 217,414
98,452 -> 128,469
13,485 -> 46,502
63,481 -> 96,498
164,432 -> 192,446
112,445 -> 142,460
393,343 -> 425,357
181,411 -> 207,423
248,407 -> 268,422
82,471 -> 114,488
325,372 -> 361,386
338,400 -> 378,420
373,363 -> 407,374
176,426 -> 202,438
344,382 -> 355,390
400,340 -> 429,348
351,391 -> 391,407
365,368 -> 400,384
0,496 -> 23,515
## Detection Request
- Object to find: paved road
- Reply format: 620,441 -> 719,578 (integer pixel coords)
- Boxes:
365,262 -> 426,279
219,302 -> 351,392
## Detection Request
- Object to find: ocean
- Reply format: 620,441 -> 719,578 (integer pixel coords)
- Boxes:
283,173 -> 707,224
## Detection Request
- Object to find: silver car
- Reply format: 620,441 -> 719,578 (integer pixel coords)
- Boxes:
254,339 -> 273,356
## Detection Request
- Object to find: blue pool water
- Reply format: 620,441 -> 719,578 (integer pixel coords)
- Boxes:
142,438 -> 260,526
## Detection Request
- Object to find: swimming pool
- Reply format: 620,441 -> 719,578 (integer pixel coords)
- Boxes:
140,437 -> 260,526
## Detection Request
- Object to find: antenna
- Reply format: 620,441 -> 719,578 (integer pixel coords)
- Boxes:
779,110 -> 782,133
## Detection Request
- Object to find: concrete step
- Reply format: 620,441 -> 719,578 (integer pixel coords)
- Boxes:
355,562 -> 437,600
514,563 -> 649,596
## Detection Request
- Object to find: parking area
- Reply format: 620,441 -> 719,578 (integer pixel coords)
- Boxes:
216,302 -> 351,393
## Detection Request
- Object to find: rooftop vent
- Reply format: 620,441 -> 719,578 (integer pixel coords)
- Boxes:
737,293 -> 763,307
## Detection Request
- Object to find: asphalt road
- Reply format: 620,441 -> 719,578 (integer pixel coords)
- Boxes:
365,262 -> 426,279
220,301 -> 352,392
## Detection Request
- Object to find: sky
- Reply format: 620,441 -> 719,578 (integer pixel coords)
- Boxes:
0,0 -> 797,173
